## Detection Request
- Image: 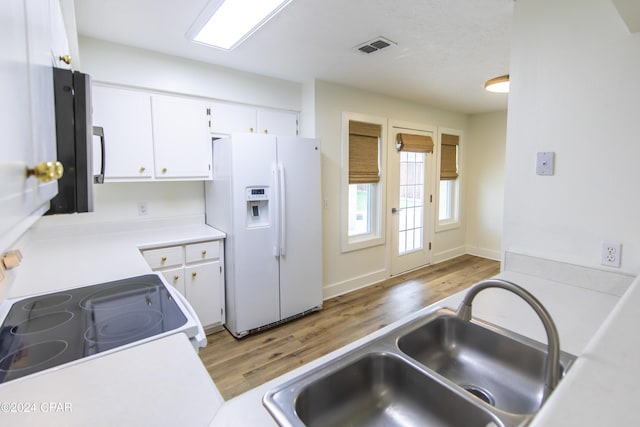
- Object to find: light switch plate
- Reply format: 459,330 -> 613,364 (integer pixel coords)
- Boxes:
536,152 -> 554,175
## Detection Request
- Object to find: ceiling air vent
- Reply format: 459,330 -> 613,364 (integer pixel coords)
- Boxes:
356,37 -> 396,54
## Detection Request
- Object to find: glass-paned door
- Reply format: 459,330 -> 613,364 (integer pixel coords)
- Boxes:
389,125 -> 434,276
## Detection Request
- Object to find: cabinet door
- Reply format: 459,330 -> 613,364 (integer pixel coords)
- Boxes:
49,0 -> 71,69
92,85 -> 154,180
184,261 -> 221,328
0,0 -> 34,251
160,267 -> 185,297
25,0 -> 59,208
208,102 -> 256,135
152,95 -> 212,179
257,109 -> 298,136
0,0 -> 62,251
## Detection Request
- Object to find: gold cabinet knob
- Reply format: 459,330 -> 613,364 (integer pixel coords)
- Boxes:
201,250 -> 207,256
162,168 -> 167,173
249,127 -> 254,132
139,166 -> 146,172
26,161 -> 64,183
263,129 -> 268,134
59,55 -> 72,65
161,256 -> 167,263
191,272 -> 197,278
173,275 -> 179,281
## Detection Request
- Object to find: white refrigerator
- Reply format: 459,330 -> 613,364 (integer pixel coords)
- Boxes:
205,133 -> 323,338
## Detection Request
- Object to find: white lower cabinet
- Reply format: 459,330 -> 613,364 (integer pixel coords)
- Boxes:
142,240 -> 224,332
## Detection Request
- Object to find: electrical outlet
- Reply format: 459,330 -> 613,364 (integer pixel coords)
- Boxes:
601,241 -> 622,268
137,202 -> 148,216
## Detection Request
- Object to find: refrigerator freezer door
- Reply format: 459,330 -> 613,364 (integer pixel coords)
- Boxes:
230,134 -> 281,333
276,137 -> 323,319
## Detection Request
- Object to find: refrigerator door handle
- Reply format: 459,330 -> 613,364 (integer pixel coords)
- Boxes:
272,164 -> 280,257
279,164 -> 286,256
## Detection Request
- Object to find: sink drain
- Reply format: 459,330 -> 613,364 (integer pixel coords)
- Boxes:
461,385 -> 495,406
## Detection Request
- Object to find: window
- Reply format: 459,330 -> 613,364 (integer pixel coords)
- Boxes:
348,183 -> 373,236
341,113 -> 386,251
438,131 -> 461,229
398,151 -> 425,254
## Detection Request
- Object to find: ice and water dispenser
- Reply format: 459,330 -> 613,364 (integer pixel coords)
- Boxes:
246,187 -> 270,227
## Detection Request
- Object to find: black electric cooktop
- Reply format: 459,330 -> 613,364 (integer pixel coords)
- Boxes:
0,274 -> 187,384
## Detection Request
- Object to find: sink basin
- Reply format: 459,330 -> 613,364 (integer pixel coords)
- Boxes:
397,313 -> 574,414
267,352 -> 503,427
263,307 -> 576,427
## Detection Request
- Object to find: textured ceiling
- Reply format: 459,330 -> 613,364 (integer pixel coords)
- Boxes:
75,0 -> 513,114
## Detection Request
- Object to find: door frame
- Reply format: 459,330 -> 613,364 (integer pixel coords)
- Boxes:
386,119 -> 437,276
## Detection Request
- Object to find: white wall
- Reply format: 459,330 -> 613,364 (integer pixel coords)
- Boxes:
504,0 -> 640,274
465,111 -> 507,260
314,80 -> 469,297
37,182 -> 205,228
79,37 -> 302,111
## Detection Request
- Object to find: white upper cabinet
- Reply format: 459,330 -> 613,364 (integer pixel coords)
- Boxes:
25,0 -> 58,207
208,103 -> 299,137
0,0 -> 62,252
152,95 -> 212,179
49,0 -> 71,69
257,109 -> 298,136
208,102 -> 256,135
92,86 -> 154,180
92,86 -> 212,181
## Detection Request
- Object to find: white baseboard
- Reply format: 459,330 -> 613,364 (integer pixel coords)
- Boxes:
321,246 -> 501,301
322,268 -> 388,300
431,245 -> 466,264
466,245 -> 501,261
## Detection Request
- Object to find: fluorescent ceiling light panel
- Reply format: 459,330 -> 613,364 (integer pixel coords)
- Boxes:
190,0 -> 292,51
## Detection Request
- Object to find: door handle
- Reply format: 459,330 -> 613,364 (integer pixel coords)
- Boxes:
391,208 -> 399,214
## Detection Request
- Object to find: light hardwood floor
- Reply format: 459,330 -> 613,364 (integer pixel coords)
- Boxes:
199,254 -> 500,399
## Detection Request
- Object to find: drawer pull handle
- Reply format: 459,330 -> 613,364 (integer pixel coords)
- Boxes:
139,166 -> 146,172
161,256 -> 167,263
201,250 -> 207,256
173,275 -> 179,281
162,167 -> 167,173
192,272 -> 197,278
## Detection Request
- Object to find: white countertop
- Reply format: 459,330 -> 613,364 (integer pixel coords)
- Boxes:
7,219 -> 225,298
211,269 -> 628,426
3,219 -> 639,427
0,333 -> 223,426
0,218 -> 226,426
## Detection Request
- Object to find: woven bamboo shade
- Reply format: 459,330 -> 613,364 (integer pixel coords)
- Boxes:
349,121 -> 381,184
440,133 -> 459,180
396,133 -> 434,153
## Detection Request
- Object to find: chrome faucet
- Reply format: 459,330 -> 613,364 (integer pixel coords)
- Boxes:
455,278 -> 561,402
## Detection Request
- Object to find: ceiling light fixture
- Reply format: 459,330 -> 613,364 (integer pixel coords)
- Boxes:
187,0 -> 293,51
484,74 -> 510,93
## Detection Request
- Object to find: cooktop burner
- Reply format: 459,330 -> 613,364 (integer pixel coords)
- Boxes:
0,274 -> 187,384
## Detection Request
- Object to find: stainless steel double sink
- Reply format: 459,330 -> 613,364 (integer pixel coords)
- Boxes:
263,307 -> 576,427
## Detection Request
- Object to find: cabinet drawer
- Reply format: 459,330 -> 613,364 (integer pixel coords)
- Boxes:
142,246 -> 183,269
186,241 -> 220,264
